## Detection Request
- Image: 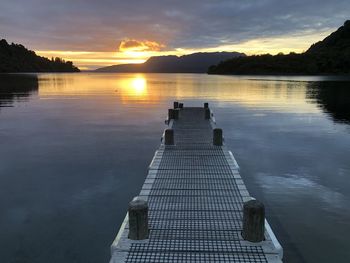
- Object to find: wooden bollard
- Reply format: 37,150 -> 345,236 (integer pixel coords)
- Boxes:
128,197 -> 149,240
168,109 -> 175,119
173,101 -> 179,109
205,108 -> 211,119
242,200 -> 265,242
204,102 -> 209,109
213,128 -> 223,146
179,103 -> 184,109
164,129 -> 174,145
174,109 -> 179,120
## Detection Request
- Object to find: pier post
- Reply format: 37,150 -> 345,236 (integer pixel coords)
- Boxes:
164,129 -> 174,145
174,101 -> 179,109
205,108 -> 211,119
168,109 -> 180,120
174,109 -> 179,119
128,196 -> 149,240
179,103 -> 184,109
242,200 -> 265,242
169,109 -> 179,120
204,102 -> 209,108
213,128 -> 223,146
168,108 -> 174,120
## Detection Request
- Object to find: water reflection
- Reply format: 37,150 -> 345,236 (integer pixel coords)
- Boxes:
1,73 -> 350,263
0,74 -> 38,109
130,76 -> 147,96
307,81 -> 350,124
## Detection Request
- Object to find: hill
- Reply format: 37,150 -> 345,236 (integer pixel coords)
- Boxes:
96,52 -> 245,73
0,39 -> 80,73
208,20 -> 350,75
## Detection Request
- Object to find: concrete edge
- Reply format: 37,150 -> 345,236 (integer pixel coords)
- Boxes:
110,136 -> 165,262
224,146 -> 283,261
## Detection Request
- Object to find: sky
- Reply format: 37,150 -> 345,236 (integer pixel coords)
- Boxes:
0,0 -> 349,70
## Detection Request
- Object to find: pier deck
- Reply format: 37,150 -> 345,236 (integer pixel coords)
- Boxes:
110,105 -> 283,263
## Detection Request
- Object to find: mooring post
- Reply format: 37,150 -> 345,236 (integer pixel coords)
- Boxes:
205,108 -> 211,119
174,109 -> 179,120
179,103 -> 184,109
204,102 -> 209,109
168,108 -> 175,120
128,196 -> 149,240
242,199 -> 265,242
213,128 -> 223,146
173,101 -> 179,109
164,129 -> 174,145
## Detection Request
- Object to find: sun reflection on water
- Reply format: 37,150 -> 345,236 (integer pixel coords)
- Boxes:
36,73 -> 326,112
130,77 -> 147,97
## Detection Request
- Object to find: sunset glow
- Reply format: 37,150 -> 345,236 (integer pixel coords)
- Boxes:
35,29 -> 334,70
2,1 -> 344,71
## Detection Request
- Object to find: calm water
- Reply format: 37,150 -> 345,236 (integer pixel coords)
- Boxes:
1,73 -> 350,263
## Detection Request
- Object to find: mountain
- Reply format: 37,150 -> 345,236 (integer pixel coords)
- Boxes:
208,20 -> 350,75
0,39 -> 80,73
96,52 -> 245,73
307,20 -> 350,54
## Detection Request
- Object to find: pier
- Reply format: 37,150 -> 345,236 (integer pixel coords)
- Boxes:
110,103 -> 283,263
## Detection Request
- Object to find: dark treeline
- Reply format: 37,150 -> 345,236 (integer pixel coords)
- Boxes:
0,39 -> 79,73
208,20 -> 350,75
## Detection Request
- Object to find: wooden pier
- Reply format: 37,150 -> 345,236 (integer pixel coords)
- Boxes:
110,103 -> 283,263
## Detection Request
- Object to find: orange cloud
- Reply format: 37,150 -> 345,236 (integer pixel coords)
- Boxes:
119,39 -> 165,52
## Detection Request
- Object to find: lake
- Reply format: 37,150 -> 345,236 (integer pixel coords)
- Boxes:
0,73 -> 350,263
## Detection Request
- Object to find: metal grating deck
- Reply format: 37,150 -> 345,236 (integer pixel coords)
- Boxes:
110,106 -> 283,263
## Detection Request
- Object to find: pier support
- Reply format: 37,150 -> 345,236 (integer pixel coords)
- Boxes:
204,102 -> 209,109
128,196 -> 149,240
164,129 -> 174,145
179,103 -> 184,109
213,128 -> 223,146
242,200 -> 265,242
173,101 -> 179,109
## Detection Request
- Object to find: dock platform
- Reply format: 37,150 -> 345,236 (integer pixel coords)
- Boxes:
110,104 -> 283,263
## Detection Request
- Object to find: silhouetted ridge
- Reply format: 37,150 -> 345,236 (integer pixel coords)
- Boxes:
208,20 -> 350,75
96,52 -> 245,73
0,39 -> 80,73
307,20 -> 350,54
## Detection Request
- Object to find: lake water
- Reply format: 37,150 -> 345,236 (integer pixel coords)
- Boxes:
0,73 -> 350,263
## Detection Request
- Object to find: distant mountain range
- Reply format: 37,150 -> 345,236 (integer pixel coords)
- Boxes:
95,52 -> 245,73
0,39 -> 79,73
208,20 -> 350,75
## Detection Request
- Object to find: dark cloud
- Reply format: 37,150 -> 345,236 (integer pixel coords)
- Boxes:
0,0 -> 349,51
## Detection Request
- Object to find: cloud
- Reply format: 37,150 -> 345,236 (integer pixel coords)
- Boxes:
1,0 -> 349,69
0,0 -> 349,53
118,39 -> 165,52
